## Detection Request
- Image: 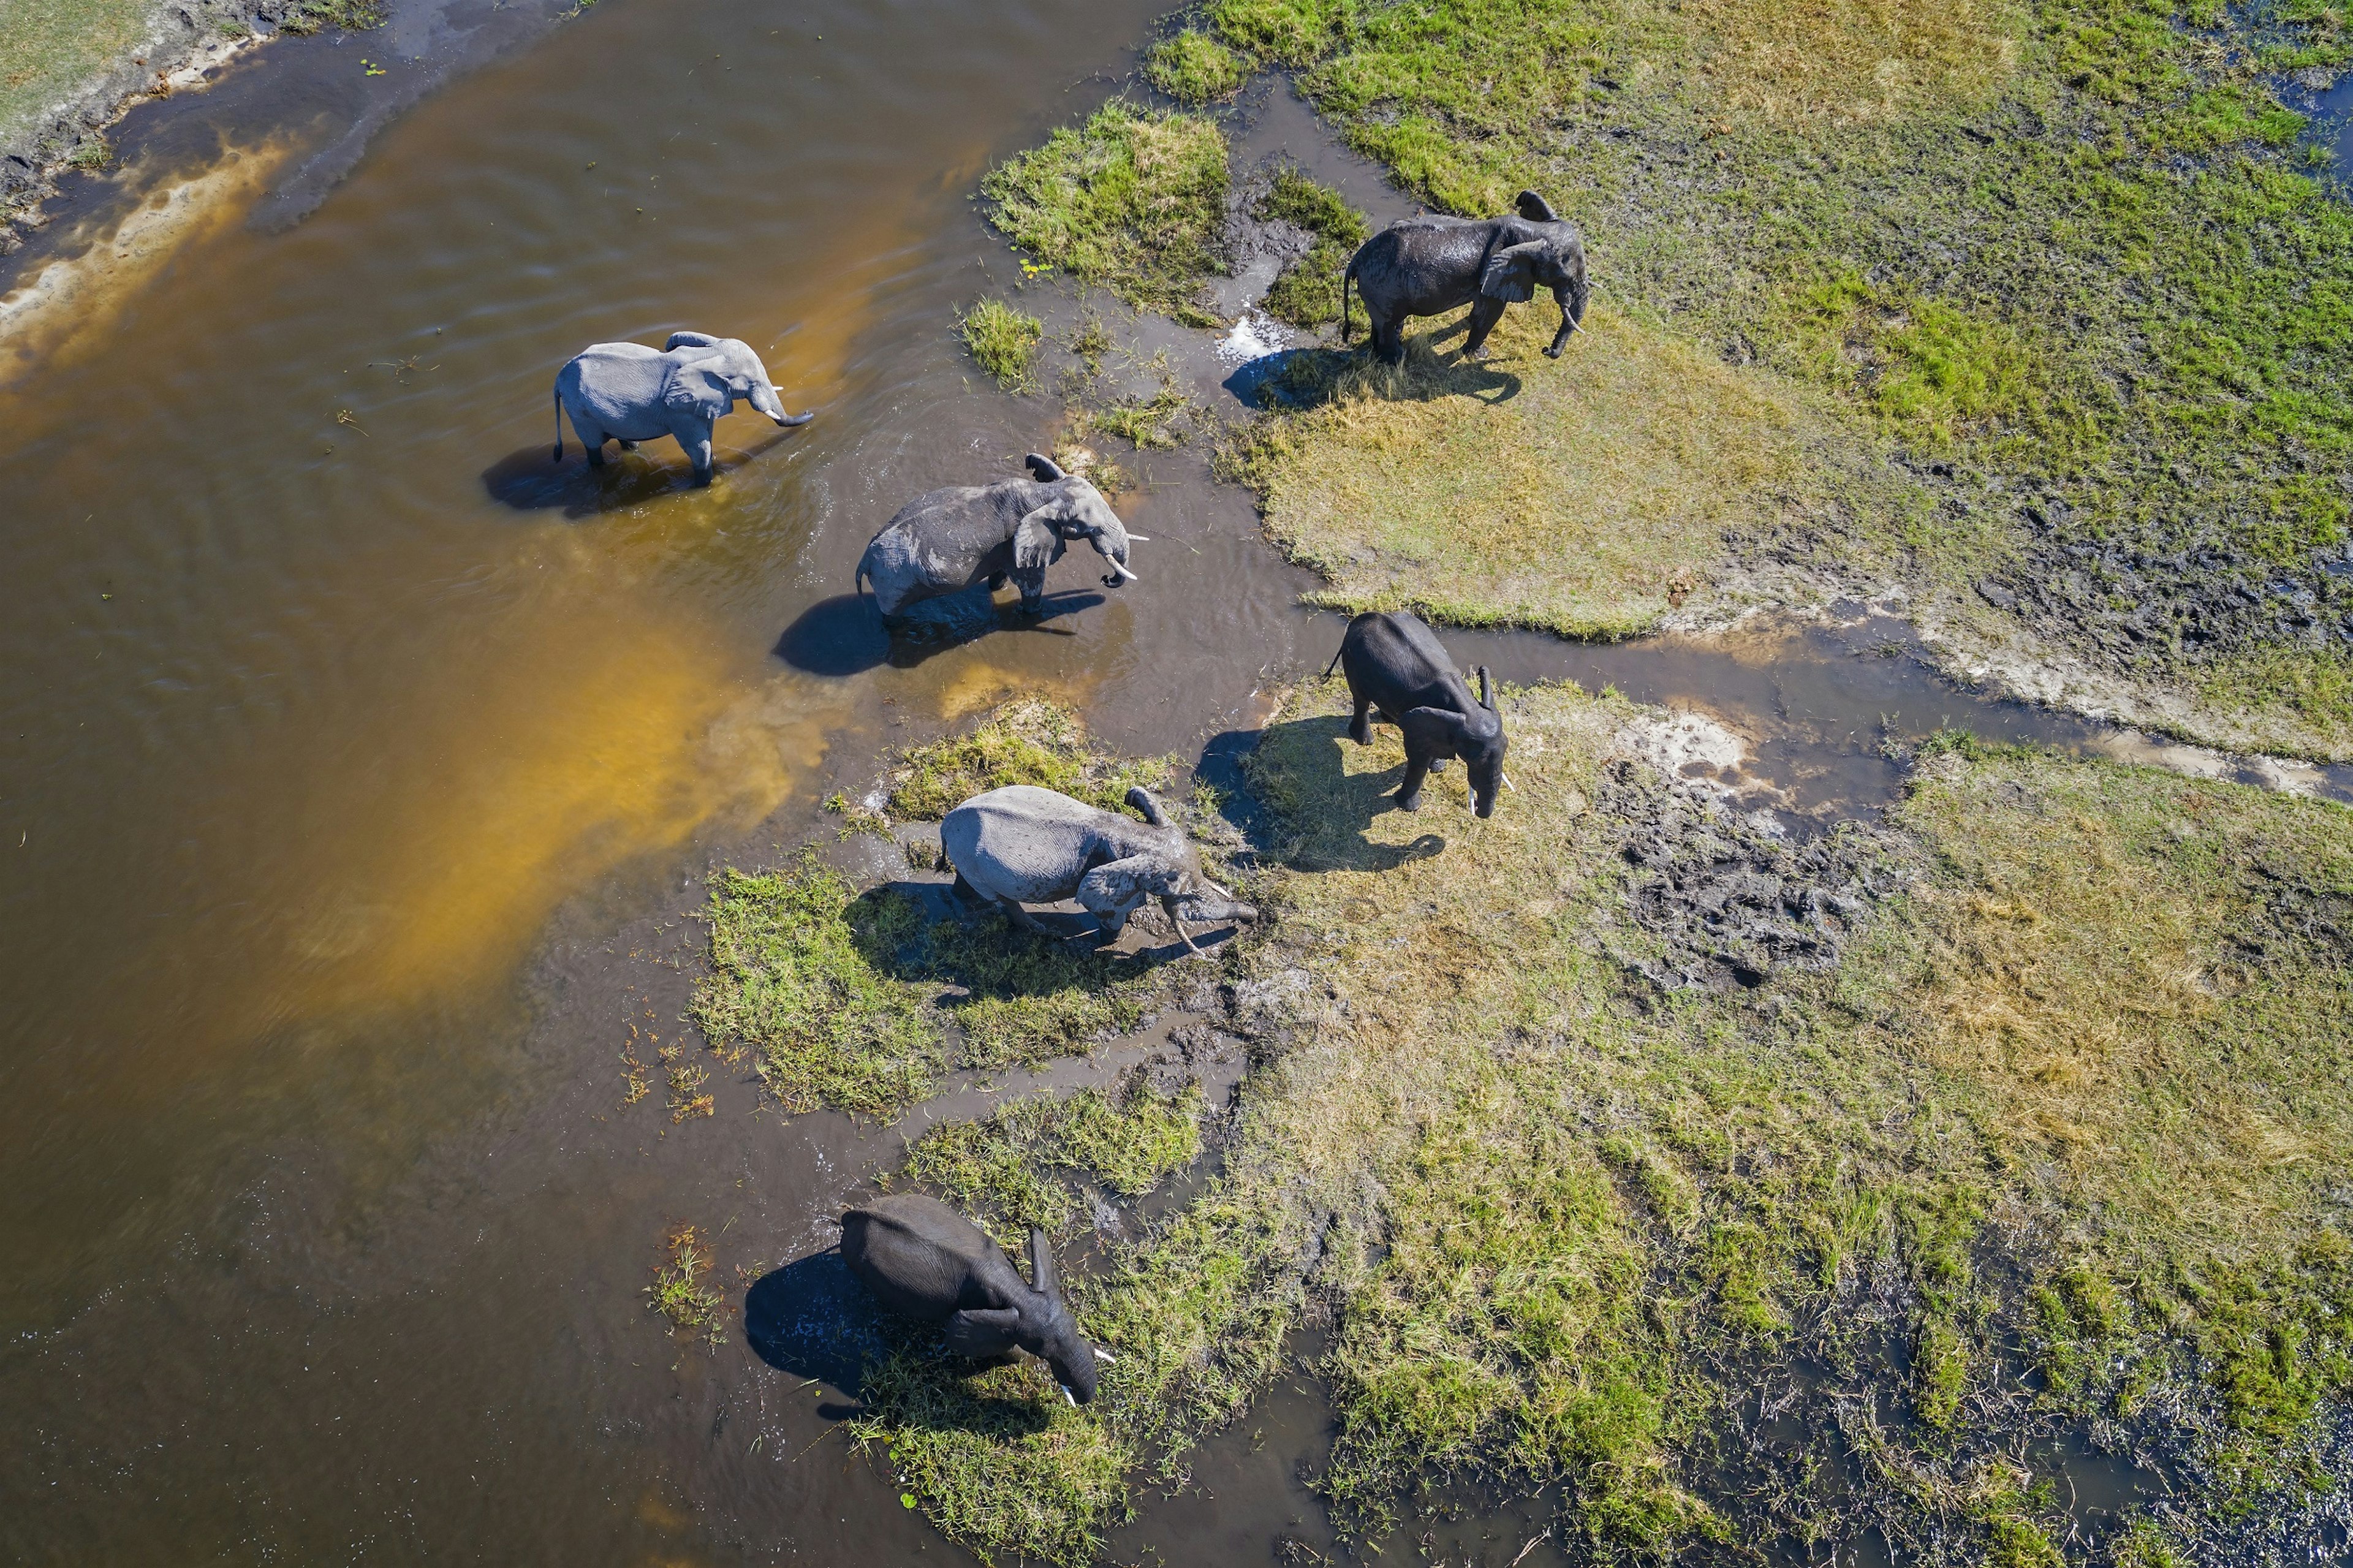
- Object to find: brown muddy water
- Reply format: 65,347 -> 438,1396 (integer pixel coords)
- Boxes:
2,2 -> 2347,1560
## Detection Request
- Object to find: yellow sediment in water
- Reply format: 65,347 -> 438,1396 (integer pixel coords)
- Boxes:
0,135 -> 297,387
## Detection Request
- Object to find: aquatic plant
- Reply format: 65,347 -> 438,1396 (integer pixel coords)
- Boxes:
645,1223 -> 729,1347
958,298 -> 1045,392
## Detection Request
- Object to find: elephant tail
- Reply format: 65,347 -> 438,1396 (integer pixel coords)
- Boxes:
1340,260 -> 1355,344
1322,642 -> 1346,680
855,558 -> 873,603
550,387 -> 566,463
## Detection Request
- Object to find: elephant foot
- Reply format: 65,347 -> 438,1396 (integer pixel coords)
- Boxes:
1015,599 -> 1044,618
1349,724 -> 1371,746
1396,790 -> 1423,813
619,439 -> 640,450
1464,346 -> 1490,362
1429,758 -> 1450,772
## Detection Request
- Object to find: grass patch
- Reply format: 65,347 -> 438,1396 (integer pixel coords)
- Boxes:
1254,168 -> 1368,331
692,704 -> 1191,1117
1219,303 -> 1928,637
881,698 -> 1172,820
959,298 -> 1044,392
1145,29 -> 1247,103
876,679 -> 2353,1563
645,1223 -> 729,1347
980,100 -> 1229,325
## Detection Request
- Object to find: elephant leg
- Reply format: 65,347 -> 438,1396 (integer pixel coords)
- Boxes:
1010,566 -> 1047,614
1461,297 -> 1508,360
1375,316 -> 1407,366
1396,752 -> 1431,812
994,896 -> 1053,937
685,432 -> 715,487
619,439 -> 640,451
581,428 -> 608,468
1349,693 -> 1374,747
987,572 -> 1009,592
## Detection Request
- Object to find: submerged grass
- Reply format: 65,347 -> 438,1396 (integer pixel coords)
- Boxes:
980,101 -> 1229,325
868,680 -> 2353,1564
645,1223 -> 729,1348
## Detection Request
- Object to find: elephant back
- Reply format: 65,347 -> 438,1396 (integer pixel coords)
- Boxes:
841,1194 -> 1002,1322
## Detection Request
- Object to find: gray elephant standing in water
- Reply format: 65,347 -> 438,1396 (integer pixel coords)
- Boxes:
551,331 -> 813,486
1342,190 -> 1588,365
856,453 -> 1142,621
942,783 -> 1256,953
841,1194 -> 1110,1404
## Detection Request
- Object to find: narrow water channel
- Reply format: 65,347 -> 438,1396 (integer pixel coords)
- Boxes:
1,1 -> 2342,1559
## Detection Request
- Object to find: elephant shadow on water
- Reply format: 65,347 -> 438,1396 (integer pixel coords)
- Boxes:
745,1249 -> 1056,1436
477,424 -> 805,518
772,589 -> 1105,678
1251,714 -> 1450,873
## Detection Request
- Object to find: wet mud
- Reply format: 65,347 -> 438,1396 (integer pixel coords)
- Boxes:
3,7 -> 2350,1564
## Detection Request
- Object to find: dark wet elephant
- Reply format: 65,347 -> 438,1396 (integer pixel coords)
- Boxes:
839,1193 -> 1110,1403
1325,610 -> 1512,817
855,453 -> 1143,623
1342,191 -> 1588,365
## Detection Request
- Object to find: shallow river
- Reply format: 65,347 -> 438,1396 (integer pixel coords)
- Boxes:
1,0 -> 2341,1558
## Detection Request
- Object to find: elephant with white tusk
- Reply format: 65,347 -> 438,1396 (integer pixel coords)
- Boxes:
841,1194 -> 1108,1404
1325,610 -> 1510,817
942,784 -> 1256,953
1343,190 -> 1588,365
551,330 -> 813,487
856,453 -> 1141,623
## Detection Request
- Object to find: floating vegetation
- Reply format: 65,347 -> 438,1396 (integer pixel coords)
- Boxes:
645,1223 -> 729,1347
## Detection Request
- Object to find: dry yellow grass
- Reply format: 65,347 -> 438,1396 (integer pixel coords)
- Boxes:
1235,302 -> 1892,637
1680,0 -> 2025,123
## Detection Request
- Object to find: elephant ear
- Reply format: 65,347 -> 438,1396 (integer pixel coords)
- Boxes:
1401,705 -> 1469,756
1514,189 -> 1559,223
1012,506 -> 1067,571
663,363 -> 731,420
664,330 -> 726,352
1480,241 -> 1545,303
1024,452 -> 1067,482
944,1308 -> 1022,1357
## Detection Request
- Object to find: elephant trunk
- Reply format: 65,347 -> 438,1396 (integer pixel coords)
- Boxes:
1096,533 -> 1138,586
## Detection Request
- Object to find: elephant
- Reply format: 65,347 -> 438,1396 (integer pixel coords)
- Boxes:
840,1194 -> 1109,1405
941,784 -> 1257,953
855,453 -> 1143,622
1341,190 -> 1588,365
1325,610 -> 1512,817
551,330 -> 812,487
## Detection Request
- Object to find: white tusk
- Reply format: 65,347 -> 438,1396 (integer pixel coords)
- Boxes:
1107,560 -> 1139,584
1502,772 -> 1517,792
1094,1346 -> 1116,1364
1063,1385 -> 1078,1407
1121,534 -> 1150,543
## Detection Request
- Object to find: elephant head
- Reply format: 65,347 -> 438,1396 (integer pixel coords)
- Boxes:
1121,787 -> 1258,944
1402,666 -> 1508,818
944,1229 -> 1102,1404
662,331 -> 816,428
1020,453 -> 1143,589
1480,192 -> 1589,358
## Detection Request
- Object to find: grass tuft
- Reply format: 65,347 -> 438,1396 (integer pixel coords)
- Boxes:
1254,168 -> 1368,331
958,298 -> 1044,392
882,698 -> 1172,820
1146,29 -> 1249,103
645,1224 -> 729,1347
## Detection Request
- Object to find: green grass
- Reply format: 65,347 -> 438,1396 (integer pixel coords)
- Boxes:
980,101 -> 1229,325
644,1223 -> 729,1348
881,698 -> 1172,820
1145,28 -> 1247,103
0,0 -> 152,156
1154,0 -> 2353,752
959,298 -> 1045,392
869,680 -> 2353,1564
1253,169 -> 1368,331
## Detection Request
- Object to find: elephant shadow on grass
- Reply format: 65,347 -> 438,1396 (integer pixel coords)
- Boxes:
1226,318 -> 1520,414
843,881 -> 1189,1013
479,423 -> 805,518
745,1250 -> 1056,1436
1243,714 -> 1450,874
773,589 -> 1106,678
